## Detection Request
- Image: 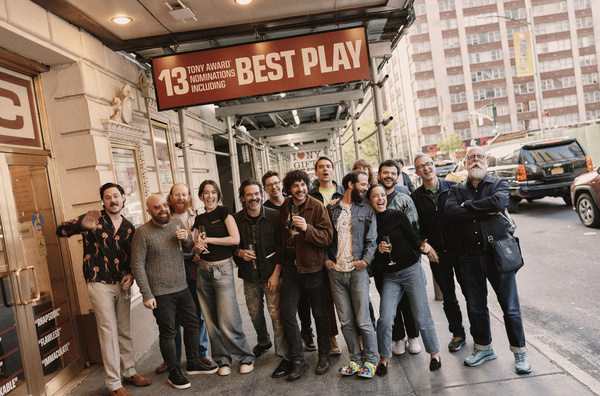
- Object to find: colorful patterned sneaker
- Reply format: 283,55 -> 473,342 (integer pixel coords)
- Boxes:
357,362 -> 376,379
464,348 -> 497,367
514,352 -> 532,374
339,361 -> 360,376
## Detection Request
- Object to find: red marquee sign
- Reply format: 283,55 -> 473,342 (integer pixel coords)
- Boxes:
151,28 -> 371,111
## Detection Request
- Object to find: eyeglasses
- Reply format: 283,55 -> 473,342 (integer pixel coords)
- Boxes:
265,182 -> 281,188
415,162 -> 434,171
152,202 -> 169,210
466,154 -> 487,162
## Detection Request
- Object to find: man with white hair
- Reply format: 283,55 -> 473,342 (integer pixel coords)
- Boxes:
445,146 -> 531,374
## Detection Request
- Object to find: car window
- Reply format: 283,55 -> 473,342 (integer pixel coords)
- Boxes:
487,144 -> 521,167
522,142 -> 584,164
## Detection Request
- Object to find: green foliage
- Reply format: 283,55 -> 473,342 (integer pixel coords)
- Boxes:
342,112 -> 394,171
437,132 -> 463,156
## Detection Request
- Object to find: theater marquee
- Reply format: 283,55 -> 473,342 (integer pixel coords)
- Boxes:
151,27 -> 370,111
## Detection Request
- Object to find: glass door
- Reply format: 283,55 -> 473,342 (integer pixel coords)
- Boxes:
0,153 -> 81,395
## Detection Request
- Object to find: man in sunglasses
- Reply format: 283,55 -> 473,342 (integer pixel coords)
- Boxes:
445,146 -> 531,375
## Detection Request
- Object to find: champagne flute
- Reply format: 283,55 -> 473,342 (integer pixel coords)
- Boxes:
199,225 -> 210,254
383,236 -> 395,265
176,224 -> 182,251
248,243 -> 257,270
124,287 -> 132,299
291,205 -> 299,235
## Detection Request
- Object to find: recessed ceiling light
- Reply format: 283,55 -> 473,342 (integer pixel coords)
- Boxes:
235,0 -> 253,4
112,16 -> 132,25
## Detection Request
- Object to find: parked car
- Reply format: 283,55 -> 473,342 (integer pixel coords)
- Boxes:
570,166 -> 600,228
445,162 -> 468,183
484,137 -> 593,212
403,165 -> 422,188
434,160 -> 455,179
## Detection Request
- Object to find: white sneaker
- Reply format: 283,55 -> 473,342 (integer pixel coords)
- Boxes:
239,362 -> 254,374
408,337 -> 422,354
218,365 -> 231,376
392,338 -> 406,355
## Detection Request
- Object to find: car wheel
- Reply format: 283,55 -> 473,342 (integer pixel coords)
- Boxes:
508,197 -> 521,213
576,193 -> 600,228
562,194 -> 572,206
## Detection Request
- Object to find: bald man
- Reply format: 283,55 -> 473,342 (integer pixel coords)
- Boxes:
131,195 -> 217,390
445,146 -> 531,374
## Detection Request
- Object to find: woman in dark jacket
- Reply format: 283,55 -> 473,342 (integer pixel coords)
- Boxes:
367,184 -> 442,374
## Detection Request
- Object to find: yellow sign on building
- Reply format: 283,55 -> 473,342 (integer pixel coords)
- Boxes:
514,31 -> 534,77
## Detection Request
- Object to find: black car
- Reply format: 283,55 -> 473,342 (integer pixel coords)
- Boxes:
484,137 -> 593,212
434,161 -> 456,179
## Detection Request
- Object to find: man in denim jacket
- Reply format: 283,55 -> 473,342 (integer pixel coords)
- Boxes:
324,170 -> 378,378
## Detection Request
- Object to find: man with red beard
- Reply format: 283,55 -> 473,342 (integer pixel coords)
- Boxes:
56,183 -> 151,396
445,146 -> 531,374
132,195 -> 217,390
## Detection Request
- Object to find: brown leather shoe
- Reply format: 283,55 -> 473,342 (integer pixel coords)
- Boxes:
155,362 -> 168,374
122,374 -> 152,387
108,387 -> 132,396
200,356 -> 213,366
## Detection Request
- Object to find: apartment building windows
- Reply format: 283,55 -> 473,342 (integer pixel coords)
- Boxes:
473,86 -> 507,100
448,73 -> 465,86
440,18 -> 458,30
580,54 -> 598,66
413,59 -> 434,72
450,92 -> 467,104
455,128 -> 471,139
418,114 -> 441,128
463,0 -> 495,8
534,20 -> 570,35
576,17 -> 593,29
421,132 -> 441,145
583,91 -> 600,104
413,23 -> 429,34
416,78 -> 436,91
469,49 -> 503,64
443,36 -> 460,49
582,72 -> 599,85
414,3 -> 426,16
574,0 -> 591,11
411,41 -> 432,54
540,76 -> 576,91
543,94 -> 577,109
471,68 -> 505,82
438,0 -> 455,12
505,8 -> 526,21
578,35 -> 595,49
533,1 -> 567,17
514,82 -> 535,95
452,110 -> 468,123
446,55 -> 462,67
586,110 -> 600,120
537,39 -> 572,54
466,31 -> 501,45
539,57 -> 574,72
418,96 -> 438,109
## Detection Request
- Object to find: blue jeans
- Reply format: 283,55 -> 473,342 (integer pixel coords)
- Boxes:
430,252 -> 466,339
460,253 -> 526,353
243,281 -> 289,359
328,269 -> 377,365
152,289 -> 199,372
196,258 -> 255,366
377,263 -> 440,358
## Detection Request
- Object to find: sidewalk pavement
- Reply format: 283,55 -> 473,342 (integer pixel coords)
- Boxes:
64,263 -> 599,396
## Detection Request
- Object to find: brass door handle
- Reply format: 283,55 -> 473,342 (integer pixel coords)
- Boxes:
12,265 -> 41,305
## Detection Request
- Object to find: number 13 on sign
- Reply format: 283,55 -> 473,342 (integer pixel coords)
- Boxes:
157,67 -> 189,96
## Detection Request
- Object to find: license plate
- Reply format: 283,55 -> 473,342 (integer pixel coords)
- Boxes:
551,167 -> 564,175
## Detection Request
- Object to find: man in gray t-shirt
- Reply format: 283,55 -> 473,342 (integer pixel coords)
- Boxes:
131,194 -> 217,390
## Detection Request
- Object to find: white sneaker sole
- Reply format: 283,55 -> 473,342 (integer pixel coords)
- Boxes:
186,367 -> 218,375
168,379 -> 191,390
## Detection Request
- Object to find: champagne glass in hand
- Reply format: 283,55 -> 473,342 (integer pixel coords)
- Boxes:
176,224 -> 183,251
383,236 -> 395,265
291,205 -> 299,235
198,225 -> 210,254
248,243 -> 257,270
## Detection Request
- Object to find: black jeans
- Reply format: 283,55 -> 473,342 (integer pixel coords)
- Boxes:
280,263 -> 330,360
153,289 -> 200,372
430,252 -> 466,339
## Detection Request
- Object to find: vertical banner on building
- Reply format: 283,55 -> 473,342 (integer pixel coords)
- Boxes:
514,31 -> 534,77
151,27 -> 370,110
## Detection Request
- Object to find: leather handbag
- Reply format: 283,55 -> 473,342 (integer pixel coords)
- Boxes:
487,234 -> 524,273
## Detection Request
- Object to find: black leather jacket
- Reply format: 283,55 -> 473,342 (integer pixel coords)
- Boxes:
411,178 -> 460,255
445,174 -> 512,252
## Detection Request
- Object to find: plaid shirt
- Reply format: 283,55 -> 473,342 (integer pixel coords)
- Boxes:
56,210 -> 135,284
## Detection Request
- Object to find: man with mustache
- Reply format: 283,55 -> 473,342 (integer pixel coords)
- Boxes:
445,146 -> 531,374
154,184 -> 212,374
323,170 -> 378,378
376,159 -> 422,355
233,179 -> 291,378
56,183 -> 151,396
132,195 -> 217,390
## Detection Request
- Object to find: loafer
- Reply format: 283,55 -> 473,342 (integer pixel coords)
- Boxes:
108,387 -> 132,396
464,348 -> 497,367
155,362 -> 168,374
252,341 -> 272,358
200,356 -> 213,366
448,337 -> 466,352
316,356 -> 330,375
288,359 -> 309,381
376,362 -> 387,377
429,356 -> 442,371
122,374 -> 151,387
271,359 -> 293,378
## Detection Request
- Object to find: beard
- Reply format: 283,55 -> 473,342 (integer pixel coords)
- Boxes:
351,188 -> 364,203
468,164 -> 486,180
151,210 -> 170,225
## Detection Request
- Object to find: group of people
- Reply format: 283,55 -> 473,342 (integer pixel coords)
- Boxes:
56,145 -> 531,396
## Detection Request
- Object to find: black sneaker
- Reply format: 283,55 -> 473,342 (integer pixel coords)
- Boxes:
168,367 -> 190,390
301,332 -> 317,351
186,359 -> 218,375
252,341 -> 273,357
448,337 -> 466,352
